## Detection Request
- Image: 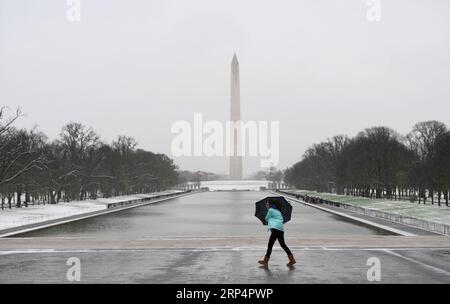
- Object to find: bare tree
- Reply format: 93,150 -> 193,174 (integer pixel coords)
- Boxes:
406,121 -> 447,204
284,122 -> 447,207
0,116 -> 180,209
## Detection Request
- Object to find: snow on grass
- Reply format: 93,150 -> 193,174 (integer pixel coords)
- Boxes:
288,190 -> 450,226
0,190 -> 184,232
0,201 -> 106,231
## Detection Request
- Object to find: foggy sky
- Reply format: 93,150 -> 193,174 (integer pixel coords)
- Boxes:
1,0 -> 449,176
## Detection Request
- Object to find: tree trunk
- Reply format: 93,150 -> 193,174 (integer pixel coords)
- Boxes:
25,191 -> 30,208
376,188 -> 382,199
16,191 -> 22,208
49,191 -> 56,204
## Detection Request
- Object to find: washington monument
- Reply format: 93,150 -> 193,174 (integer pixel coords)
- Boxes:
229,54 -> 243,180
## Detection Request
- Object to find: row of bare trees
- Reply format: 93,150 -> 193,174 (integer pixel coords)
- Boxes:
0,108 -> 179,209
284,121 -> 450,206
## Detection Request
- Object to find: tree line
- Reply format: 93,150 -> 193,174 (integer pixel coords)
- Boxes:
0,108 -> 179,209
284,120 -> 450,206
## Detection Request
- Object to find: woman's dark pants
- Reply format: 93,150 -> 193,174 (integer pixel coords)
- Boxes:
265,228 -> 292,258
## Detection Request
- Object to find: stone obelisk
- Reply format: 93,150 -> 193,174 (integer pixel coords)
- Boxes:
229,54 -> 243,180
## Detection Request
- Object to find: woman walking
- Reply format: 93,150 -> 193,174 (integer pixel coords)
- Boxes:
258,200 -> 296,267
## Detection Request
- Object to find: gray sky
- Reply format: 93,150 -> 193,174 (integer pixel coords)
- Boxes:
1,0 -> 449,175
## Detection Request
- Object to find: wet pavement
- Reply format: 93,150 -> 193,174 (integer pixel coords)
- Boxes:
2,191 -> 450,283
1,247 -> 449,283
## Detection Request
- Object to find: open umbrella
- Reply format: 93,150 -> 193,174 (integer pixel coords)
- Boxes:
255,196 -> 293,225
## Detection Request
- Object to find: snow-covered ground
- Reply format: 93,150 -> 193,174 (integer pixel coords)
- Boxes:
288,190 -> 450,226
0,190 -> 183,232
0,201 -> 106,231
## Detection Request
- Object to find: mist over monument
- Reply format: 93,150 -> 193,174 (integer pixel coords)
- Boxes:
229,53 -> 243,180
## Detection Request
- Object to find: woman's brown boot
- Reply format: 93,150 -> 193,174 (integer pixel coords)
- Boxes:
258,256 -> 269,266
287,254 -> 296,266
